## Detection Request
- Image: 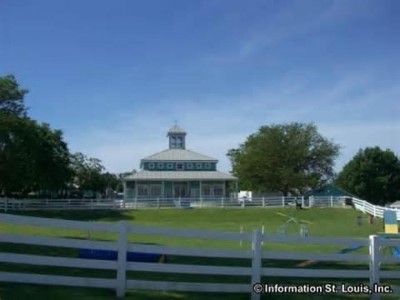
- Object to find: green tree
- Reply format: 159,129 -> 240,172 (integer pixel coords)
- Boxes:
336,147 -> 400,205
0,75 -> 28,117
0,75 -> 72,195
70,152 -> 106,193
227,123 -> 340,196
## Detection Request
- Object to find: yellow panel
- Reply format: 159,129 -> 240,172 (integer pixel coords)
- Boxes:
385,224 -> 399,234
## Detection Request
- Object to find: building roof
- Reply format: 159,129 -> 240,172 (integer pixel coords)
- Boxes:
125,170 -> 237,181
167,124 -> 186,134
305,185 -> 354,198
141,148 -> 217,162
390,200 -> 400,207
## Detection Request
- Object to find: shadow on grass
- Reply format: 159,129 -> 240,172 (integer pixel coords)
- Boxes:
5,209 -> 136,222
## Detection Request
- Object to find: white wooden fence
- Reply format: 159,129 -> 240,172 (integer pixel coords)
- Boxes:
353,198 -> 400,221
0,196 -> 348,211
1,213 -> 399,299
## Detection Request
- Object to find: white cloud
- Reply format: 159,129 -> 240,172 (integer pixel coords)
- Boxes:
65,70 -> 400,174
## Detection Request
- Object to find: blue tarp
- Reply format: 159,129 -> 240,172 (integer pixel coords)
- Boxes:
79,249 -> 166,263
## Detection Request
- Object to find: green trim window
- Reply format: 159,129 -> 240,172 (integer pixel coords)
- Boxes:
149,163 -> 155,169
167,163 -> 174,169
214,185 -> 223,196
176,163 -> 184,170
202,185 -> 211,196
196,163 -> 202,169
205,163 -> 211,169
187,163 -> 193,169
158,163 -> 164,169
138,185 -> 148,196
150,184 -> 162,197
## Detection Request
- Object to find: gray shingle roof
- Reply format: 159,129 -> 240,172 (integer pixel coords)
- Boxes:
168,124 -> 186,134
142,149 -> 217,162
125,170 -> 237,181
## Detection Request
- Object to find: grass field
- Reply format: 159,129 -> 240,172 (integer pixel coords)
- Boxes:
0,207 -> 398,299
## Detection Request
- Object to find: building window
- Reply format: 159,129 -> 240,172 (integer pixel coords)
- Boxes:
167,163 -> 174,169
204,163 -> 211,169
202,185 -> 211,196
149,163 -> 155,169
187,163 -> 193,169
214,185 -> 223,196
176,136 -> 183,148
176,163 -> 184,170
150,185 -> 162,197
196,163 -> 202,169
138,185 -> 148,196
126,181 -> 135,188
158,163 -> 164,169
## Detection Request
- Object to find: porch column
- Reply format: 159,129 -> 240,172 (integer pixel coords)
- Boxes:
134,180 -> 138,208
135,180 -> 138,198
199,180 -> 203,207
123,180 -> 127,200
161,181 -> 165,198
199,180 -> 202,198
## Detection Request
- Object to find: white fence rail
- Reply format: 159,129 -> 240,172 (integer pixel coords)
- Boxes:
1,213 -> 400,299
0,196 -> 349,211
353,198 -> 400,221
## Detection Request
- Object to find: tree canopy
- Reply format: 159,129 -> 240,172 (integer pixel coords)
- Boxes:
0,75 -> 71,195
0,75 -> 28,117
0,74 -> 130,197
336,147 -> 400,205
227,123 -> 340,196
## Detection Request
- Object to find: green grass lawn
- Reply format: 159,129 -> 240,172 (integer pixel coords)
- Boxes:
0,207 -> 398,299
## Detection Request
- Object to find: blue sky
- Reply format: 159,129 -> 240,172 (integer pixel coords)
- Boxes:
1,0 -> 399,174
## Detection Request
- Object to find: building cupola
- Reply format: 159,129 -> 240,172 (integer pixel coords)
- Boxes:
167,124 -> 186,149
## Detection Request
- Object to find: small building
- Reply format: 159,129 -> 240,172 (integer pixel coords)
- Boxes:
305,185 -> 354,206
389,201 -> 400,209
123,125 -> 238,203
305,185 -> 354,198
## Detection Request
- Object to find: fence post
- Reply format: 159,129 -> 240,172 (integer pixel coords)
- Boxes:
157,197 -> 160,209
239,225 -> 243,247
282,197 -> 285,207
200,197 -> 203,208
251,230 -> 262,300
330,196 -> 333,207
369,235 -> 380,299
262,197 -> 265,208
116,221 -> 128,298
261,225 -> 265,246
301,196 -> 304,208
221,197 -> 224,208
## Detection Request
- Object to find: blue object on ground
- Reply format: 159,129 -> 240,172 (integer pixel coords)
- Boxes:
339,245 -> 364,254
392,247 -> 400,258
79,249 -> 166,263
